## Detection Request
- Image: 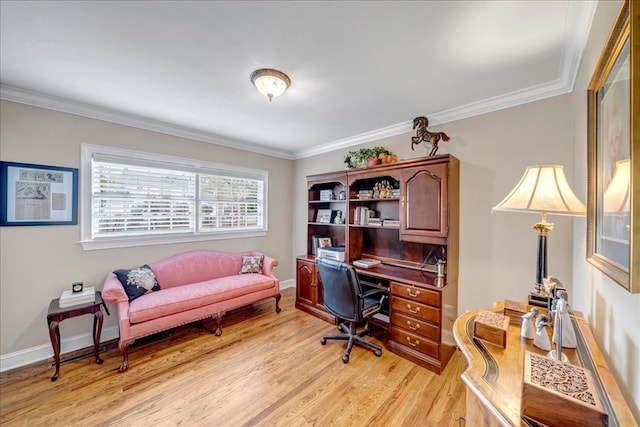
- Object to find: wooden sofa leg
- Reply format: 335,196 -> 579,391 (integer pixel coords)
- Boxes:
214,312 -> 223,336
275,293 -> 282,313
118,339 -> 134,372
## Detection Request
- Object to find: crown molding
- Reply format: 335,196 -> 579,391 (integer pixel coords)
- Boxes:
561,0 -> 597,91
293,77 -> 572,159
1,78 -> 574,163
0,85 -> 296,160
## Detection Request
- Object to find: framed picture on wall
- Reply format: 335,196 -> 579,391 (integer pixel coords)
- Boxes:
586,0 -> 638,293
0,161 -> 78,226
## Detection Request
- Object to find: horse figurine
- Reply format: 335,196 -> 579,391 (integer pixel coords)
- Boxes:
410,116 -> 450,156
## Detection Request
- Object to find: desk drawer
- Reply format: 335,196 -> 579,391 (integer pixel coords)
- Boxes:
391,282 -> 440,307
390,327 -> 439,359
391,296 -> 440,324
391,311 -> 439,341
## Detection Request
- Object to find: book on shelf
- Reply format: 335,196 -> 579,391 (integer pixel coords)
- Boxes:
367,218 -> 382,227
59,286 -> 96,308
353,259 -> 382,268
382,219 -> 400,228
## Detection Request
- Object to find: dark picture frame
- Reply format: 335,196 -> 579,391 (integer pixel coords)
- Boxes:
586,0 -> 638,293
0,161 -> 79,226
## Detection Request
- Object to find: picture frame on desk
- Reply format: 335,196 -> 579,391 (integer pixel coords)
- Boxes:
311,235 -> 333,255
586,0 -> 638,293
0,161 -> 78,226
316,209 -> 332,223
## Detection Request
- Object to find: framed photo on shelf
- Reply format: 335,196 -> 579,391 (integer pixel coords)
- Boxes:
586,0 -> 638,293
311,235 -> 333,255
0,161 -> 78,226
316,208 -> 332,223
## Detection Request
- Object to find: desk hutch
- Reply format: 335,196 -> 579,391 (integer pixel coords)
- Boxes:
296,154 -> 459,374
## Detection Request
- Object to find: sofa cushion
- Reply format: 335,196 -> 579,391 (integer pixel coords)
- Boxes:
128,274 -> 275,324
113,264 -> 161,302
239,255 -> 263,274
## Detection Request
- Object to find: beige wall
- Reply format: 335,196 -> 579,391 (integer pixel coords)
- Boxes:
570,0 -> 640,420
0,100 -> 294,356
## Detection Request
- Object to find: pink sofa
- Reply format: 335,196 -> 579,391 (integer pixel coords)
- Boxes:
102,250 -> 280,372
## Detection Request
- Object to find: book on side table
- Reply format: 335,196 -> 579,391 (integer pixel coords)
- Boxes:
59,287 -> 96,308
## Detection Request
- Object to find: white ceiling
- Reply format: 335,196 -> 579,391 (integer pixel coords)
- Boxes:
0,1 -> 596,160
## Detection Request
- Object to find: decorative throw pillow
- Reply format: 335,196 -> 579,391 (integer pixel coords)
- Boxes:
239,255 -> 264,274
113,264 -> 161,302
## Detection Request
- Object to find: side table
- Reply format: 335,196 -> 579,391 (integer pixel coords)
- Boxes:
46,291 -> 109,381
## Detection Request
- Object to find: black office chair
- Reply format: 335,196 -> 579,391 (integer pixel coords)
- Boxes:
316,258 -> 386,363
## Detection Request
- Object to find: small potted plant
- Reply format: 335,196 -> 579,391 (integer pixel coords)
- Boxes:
344,146 -> 391,169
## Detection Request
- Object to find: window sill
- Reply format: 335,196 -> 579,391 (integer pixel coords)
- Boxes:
80,229 -> 268,251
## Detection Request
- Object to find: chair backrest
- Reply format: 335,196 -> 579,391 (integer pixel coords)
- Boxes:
316,258 -> 362,322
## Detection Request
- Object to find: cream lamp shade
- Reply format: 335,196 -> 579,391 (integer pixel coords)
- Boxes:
493,164 -> 586,216
492,164 -> 586,307
603,159 -> 630,213
250,68 -> 291,102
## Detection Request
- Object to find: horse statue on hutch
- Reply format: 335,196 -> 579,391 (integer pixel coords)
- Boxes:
410,116 -> 450,156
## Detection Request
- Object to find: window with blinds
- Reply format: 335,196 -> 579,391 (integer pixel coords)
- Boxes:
81,144 -> 268,250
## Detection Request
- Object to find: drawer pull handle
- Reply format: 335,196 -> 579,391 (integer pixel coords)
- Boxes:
407,288 -> 420,298
406,337 -> 420,347
407,304 -> 420,314
407,321 -> 420,331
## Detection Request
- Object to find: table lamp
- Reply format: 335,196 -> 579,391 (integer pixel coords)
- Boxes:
493,165 -> 586,306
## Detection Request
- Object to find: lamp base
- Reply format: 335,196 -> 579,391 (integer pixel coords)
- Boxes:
547,349 -> 568,362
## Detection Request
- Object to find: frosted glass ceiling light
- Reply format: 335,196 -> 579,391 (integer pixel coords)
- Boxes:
250,68 -> 291,102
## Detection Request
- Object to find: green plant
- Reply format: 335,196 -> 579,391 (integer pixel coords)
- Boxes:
344,146 -> 390,168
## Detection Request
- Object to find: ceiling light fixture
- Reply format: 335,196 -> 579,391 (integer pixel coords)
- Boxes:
250,68 -> 291,102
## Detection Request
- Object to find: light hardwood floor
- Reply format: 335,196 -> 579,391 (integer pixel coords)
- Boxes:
0,288 -> 467,426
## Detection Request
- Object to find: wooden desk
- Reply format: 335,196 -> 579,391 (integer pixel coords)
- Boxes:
453,303 -> 636,427
46,291 -> 108,381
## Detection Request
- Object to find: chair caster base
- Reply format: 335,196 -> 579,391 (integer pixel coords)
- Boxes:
320,338 -> 327,345
374,349 -> 382,357
342,355 -> 349,363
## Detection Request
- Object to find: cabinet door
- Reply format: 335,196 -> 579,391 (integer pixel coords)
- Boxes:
400,162 -> 448,242
296,259 -> 315,307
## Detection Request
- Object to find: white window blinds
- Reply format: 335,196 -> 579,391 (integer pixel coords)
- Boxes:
81,144 -> 268,249
200,174 -> 264,230
91,161 -> 196,237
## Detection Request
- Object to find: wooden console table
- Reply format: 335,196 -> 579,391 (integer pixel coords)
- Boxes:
453,303 -> 636,426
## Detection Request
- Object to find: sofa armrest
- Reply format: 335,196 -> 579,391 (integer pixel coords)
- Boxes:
102,272 -> 129,304
250,251 -> 278,279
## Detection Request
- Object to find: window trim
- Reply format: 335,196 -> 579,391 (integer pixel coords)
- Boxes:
80,144 -> 268,250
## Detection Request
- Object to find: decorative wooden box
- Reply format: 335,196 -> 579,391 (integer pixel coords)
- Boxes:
473,310 -> 509,348
521,351 -> 608,427
503,299 -> 528,325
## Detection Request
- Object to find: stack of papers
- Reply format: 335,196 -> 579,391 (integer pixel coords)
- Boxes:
59,287 -> 96,308
353,259 -> 382,269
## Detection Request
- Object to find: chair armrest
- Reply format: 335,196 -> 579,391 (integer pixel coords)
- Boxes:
359,288 -> 387,299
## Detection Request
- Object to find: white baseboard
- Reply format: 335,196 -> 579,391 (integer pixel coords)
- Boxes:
1,279 -> 296,373
279,279 -> 295,289
0,326 -> 120,373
